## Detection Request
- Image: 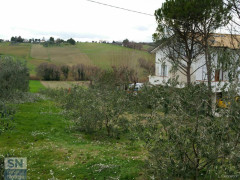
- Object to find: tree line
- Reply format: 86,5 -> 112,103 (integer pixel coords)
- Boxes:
122,39 -> 143,50
9,36 -> 76,45
36,63 -> 139,87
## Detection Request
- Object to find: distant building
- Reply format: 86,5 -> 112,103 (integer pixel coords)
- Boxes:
149,33 -> 240,94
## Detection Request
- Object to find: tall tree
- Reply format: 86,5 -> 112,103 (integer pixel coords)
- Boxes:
67,38 -> 76,45
192,0 -> 231,112
153,0 -> 204,84
122,39 -> 129,47
154,0 -> 232,112
49,37 -> 54,43
227,0 -> 240,26
10,37 -> 16,42
154,0 -> 231,85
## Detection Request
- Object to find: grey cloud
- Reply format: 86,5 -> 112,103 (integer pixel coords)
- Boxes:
135,26 -> 149,31
33,31 -> 109,40
10,27 -> 109,40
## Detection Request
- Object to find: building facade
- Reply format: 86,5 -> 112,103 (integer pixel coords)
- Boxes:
149,34 -> 240,94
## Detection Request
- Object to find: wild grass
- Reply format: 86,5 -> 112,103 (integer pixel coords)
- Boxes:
40,81 -> 90,89
30,44 -> 49,60
48,47 -> 93,66
76,43 -> 154,69
0,43 -> 30,58
0,100 -> 146,179
31,45 -> 93,66
29,80 -> 46,93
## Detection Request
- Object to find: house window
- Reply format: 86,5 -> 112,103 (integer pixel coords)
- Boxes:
160,63 -> 168,77
215,69 -> 220,81
215,69 -> 224,81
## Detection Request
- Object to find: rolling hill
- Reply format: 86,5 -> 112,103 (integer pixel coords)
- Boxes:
0,42 -> 154,81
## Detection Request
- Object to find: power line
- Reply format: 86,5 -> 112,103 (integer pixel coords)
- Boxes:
84,0 -> 239,34
84,0 -> 154,17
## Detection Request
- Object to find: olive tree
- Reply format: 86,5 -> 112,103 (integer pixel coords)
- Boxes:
134,82 -> 240,179
0,56 -> 29,99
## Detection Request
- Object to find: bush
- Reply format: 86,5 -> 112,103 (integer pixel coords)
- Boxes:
72,64 -> 87,81
45,86 -> 131,138
36,63 -> 60,81
134,82 -> 240,179
71,64 -> 101,82
67,38 -> 76,45
138,58 -> 155,75
0,56 -> 29,99
60,65 -> 70,80
95,66 -> 138,90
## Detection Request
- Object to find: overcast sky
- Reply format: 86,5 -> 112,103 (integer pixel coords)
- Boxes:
0,0 -> 165,42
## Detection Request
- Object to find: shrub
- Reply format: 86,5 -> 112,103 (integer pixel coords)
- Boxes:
45,86 -> 130,138
84,65 -> 101,85
71,64 -> 101,82
134,82 -> 240,179
71,64 -> 87,81
95,66 -> 138,90
67,38 -> 76,45
36,63 -> 60,81
60,65 -> 70,80
138,58 -> 155,75
0,56 -> 29,99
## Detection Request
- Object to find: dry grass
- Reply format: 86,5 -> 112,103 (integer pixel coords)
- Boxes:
76,43 -> 155,80
40,81 -> 90,89
48,47 -> 93,66
31,44 -> 49,60
31,45 -> 93,66
0,44 -> 30,58
77,43 -> 154,69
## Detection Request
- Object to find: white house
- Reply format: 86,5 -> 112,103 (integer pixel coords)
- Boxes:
149,33 -> 240,94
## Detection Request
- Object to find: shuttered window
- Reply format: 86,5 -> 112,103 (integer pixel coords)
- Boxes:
161,63 -> 168,77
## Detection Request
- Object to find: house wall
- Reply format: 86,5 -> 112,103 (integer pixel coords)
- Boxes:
150,48 -> 232,86
154,50 -> 198,84
149,38 -> 240,94
155,51 -> 187,83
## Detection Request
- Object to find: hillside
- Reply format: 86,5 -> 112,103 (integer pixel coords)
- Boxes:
0,42 -> 154,81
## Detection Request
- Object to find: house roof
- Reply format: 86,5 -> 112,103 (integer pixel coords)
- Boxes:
151,33 -> 240,54
209,33 -> 240,49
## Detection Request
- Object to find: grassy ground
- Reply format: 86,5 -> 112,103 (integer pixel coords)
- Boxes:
0,43 -> 30,58
76,43 -> 153,70
40,81 -> 90,89
0,83 -> 146,179
29,80 -> 46,93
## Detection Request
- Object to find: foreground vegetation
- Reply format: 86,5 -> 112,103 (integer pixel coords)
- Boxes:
0,100 -> 145,179
0,56 -> 147,179
41,77 -> 240,179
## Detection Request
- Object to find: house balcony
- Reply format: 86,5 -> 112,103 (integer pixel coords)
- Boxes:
149,76 -> 232,93
196,80 -> 230,92
149,75 -> 170,85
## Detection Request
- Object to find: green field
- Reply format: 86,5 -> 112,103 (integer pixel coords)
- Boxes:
0,42 -> 154,80
0,94 -> 146,179
0,81 -> 146,179
29,80 -> 46,93
0,42 -> 30,58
